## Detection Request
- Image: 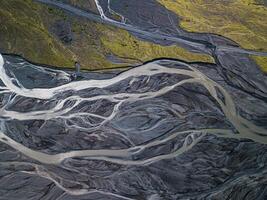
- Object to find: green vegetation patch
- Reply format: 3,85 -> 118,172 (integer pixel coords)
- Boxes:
252,56 -> 267,72
0,0 -> 74,67
158,0 -> 267,72
0,0 -> 214,70
99,26 -> 214,64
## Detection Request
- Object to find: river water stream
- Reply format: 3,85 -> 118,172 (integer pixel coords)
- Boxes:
0,0 -> 267,199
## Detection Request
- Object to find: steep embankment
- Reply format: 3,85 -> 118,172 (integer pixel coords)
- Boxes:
158,0 -> 267,71
0,0 -> 213,70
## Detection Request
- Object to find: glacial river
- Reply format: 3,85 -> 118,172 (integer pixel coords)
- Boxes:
0,52 -> 267,199
0,0 -> 267,199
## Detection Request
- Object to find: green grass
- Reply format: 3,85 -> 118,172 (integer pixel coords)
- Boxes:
253,56 -> 267,72
158,0 -> 267,72
0,0 -> 214,70
99,25 -> 214,64
0,0 -> 74,67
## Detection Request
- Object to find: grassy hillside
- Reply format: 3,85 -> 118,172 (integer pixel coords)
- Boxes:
100,26 -> 213,65
158,0 -> 267,72
0,0 -> 75,67
0,0 -> 213,70
59,0 -> 98,13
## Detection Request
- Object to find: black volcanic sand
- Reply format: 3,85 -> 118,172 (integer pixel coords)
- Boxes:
0,54 -> 267,200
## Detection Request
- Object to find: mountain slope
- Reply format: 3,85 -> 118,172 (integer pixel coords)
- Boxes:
0,0 -> 213,70
158,0 -> 267,71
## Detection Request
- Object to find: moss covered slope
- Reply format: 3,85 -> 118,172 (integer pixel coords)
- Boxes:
158,0 -> 267,72
0,0 -> 213,70
0,0 -> 75,67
